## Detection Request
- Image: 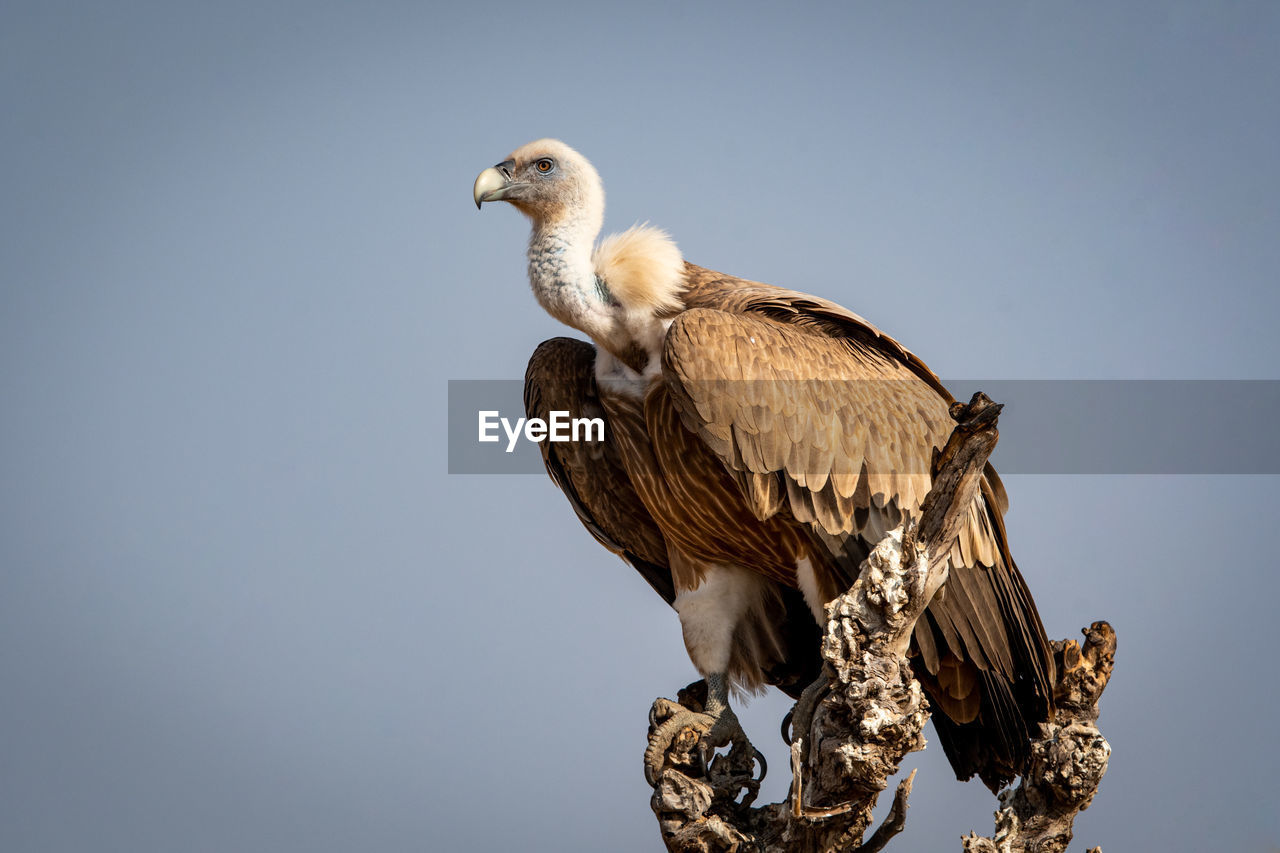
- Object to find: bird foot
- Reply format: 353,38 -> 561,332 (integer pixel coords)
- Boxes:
783,675 -> 831,751
644,688 -> 766,805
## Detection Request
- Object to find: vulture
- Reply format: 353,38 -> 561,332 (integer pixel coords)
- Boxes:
473,139 -> 1054,791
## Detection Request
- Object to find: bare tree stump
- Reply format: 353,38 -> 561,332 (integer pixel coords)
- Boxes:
643,394 -> 1114,852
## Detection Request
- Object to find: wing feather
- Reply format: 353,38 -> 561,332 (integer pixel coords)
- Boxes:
667,264 -> 1055,790
525,338 -> 674,603
663,305 -> 951,538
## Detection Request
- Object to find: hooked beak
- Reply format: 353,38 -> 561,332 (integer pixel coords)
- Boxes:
473,160 -> 525,209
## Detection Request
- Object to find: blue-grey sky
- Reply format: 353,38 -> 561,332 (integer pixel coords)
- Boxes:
2,2 -> 1278,851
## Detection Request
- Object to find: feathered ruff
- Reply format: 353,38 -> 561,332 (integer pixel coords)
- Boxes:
593,225 -> 685,315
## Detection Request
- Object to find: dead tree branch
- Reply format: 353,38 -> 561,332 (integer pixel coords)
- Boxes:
962,622 -> 1115,853
643,393 -> 1114,852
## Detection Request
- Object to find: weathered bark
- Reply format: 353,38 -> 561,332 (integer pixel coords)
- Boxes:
644,394 -> 1114,852
962,622 -> 1114,853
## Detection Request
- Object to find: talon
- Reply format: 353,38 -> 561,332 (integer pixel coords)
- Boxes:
787,676 -> 831,748
647,696 -> 685,738
644,707 -> 714,786
645,674 -> 758,791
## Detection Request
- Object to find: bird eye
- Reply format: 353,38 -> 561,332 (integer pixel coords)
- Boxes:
535,158 -> 555,174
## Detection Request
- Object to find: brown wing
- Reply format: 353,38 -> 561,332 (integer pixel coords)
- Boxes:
525,336 -> 823,697
666,264 -> 1055,790
525,337 -> 674,603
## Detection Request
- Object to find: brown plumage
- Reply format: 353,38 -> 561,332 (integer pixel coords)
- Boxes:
481,139 -> 1054,791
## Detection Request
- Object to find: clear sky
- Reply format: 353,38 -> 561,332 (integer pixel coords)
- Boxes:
2,2 -> 1278,851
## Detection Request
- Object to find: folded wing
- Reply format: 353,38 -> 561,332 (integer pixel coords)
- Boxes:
664,265 -> 1055,790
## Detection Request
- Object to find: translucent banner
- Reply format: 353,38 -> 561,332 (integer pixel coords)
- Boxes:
447,379 -> 1280,475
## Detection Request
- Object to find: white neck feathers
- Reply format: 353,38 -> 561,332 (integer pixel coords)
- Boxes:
592,225 -> 685,316
527,216 -> 685,376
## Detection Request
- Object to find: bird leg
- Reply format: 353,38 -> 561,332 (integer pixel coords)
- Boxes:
644,674 -> 766,802
701,672 -> 740,744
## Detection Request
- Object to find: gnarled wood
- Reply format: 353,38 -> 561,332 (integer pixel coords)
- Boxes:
962,622 -> 1115,853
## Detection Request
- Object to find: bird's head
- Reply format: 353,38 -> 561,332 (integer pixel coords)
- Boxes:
473,138 -> 604,232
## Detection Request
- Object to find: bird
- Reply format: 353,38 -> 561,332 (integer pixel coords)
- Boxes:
473,139 -> 1054,792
